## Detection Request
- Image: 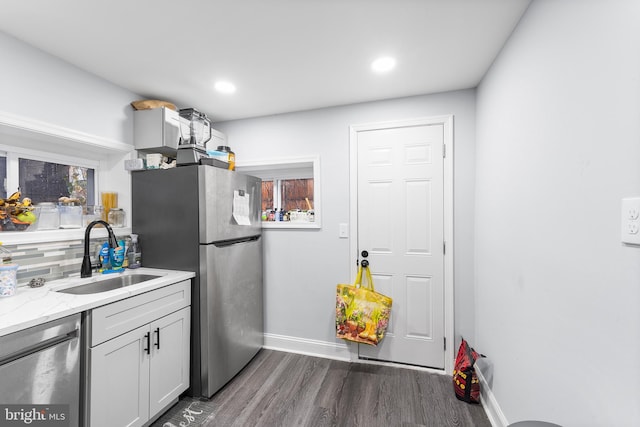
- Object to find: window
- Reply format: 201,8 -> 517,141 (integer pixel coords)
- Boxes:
19,159 -> 95,205
0,146 -> 98,207
237,157 -> 321,229
261,177 -> 315,222
281,178 -> 314,212
261,180 -> 273,211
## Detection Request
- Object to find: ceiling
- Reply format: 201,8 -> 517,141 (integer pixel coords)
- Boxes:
0,0 -> 530,123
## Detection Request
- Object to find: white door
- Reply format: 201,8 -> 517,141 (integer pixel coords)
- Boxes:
353,120 -> 446,369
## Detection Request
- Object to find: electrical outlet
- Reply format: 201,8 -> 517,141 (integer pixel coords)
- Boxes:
621,198 -> 640,244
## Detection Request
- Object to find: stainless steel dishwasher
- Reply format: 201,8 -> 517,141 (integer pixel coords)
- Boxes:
0,313 -> 81,427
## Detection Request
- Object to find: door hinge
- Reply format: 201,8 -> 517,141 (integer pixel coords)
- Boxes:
444,337 -> 446,351
443,241 -> 446,255
443,144 -> 446,158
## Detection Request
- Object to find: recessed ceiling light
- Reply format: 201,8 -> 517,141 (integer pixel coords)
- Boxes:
214,81 -> 236,94
371,56 -> 396,73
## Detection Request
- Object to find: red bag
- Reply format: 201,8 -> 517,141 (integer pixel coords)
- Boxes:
452,339 -> 482,403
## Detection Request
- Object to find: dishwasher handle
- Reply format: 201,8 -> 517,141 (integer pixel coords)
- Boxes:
0,329 -> 79,367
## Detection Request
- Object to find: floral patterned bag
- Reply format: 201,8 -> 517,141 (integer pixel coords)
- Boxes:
335,264 -> 392,346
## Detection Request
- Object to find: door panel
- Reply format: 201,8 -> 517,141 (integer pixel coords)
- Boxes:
357,123 -> 445,369
367,181 -> 393,252
371,273 -> 394,334
89,325 -> 149,427
405,179 -> 431,254
406,275 -> 432,338
149,307 -> 190,415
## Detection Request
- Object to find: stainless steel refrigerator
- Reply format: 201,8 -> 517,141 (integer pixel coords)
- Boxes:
132,164 -> 263,398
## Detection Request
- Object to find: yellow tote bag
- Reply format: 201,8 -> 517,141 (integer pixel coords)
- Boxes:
336,265 -> 392,346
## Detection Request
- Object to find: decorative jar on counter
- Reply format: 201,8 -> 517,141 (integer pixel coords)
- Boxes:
107,208 -> 126,228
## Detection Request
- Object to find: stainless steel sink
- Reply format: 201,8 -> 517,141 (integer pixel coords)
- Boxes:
55,274 -> 161,295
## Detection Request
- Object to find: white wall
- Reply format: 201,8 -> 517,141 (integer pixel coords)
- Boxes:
215,90 -> 477,354
475,0 -> 640,425
0,31 -> 136,143
0,31 -> 139,218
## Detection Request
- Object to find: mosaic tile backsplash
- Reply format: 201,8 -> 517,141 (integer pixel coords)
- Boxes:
7,236 -> 132,287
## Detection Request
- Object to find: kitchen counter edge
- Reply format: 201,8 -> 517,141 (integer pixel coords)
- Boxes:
0,268 -> 195,336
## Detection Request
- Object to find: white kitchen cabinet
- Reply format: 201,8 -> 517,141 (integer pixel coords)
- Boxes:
149,308 -> 190,416
86,280 -> 191,427
89,323 -> 150,427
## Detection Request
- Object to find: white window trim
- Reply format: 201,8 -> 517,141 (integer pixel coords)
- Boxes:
236,156 -> 321,230
0,109 -> 132,157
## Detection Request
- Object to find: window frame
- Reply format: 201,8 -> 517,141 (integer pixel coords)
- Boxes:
0,143 -> 115,244
236,156 -> 321,229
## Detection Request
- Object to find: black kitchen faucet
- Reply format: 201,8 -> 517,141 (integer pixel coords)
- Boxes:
81,220 -> 119,278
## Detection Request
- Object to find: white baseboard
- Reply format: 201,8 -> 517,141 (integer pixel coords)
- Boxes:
263,333 -> 351,361
476,365 -> 508,427
264,333 -> 450,376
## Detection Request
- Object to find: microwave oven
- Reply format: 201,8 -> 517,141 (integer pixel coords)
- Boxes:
133,106 -> 181,155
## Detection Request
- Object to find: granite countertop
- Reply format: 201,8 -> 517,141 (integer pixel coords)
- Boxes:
0,268 -> 195,336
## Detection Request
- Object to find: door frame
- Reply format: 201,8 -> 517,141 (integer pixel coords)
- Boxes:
348,115 -> 454,374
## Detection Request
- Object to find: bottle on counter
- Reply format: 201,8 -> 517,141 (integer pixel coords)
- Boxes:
127,234 -> 142,269
122,239 -> 129,268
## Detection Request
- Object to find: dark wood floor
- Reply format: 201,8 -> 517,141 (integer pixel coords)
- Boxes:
153,349 -> 491,427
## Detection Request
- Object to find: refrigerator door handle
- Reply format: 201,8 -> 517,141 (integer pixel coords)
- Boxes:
212,235 -> 261,248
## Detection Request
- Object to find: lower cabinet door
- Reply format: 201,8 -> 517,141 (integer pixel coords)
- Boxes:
149,307 -> 191,416
89,324 -> 151,427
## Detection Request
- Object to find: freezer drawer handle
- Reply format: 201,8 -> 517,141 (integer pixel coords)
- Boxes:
154,327 -> 160,350
213,235 -> 261,248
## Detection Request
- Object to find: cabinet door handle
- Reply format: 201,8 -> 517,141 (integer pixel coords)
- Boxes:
154,327 -> 160,350
144,332 -> 151,355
